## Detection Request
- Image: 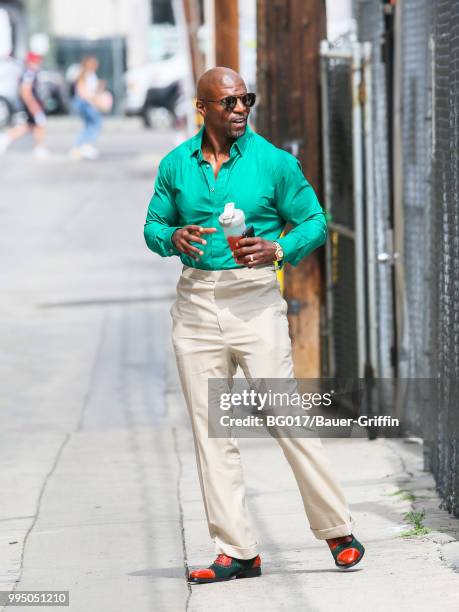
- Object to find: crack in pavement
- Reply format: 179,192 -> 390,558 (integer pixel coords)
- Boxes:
0,433 -> 71,612
172,426 -> 192,611
0,313 -> 109,612
77,313 -> 109,432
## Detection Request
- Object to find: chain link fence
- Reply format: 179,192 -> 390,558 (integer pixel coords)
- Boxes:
340,0 -> 459,515
357,0 -> 395,381
429,0 -> 459,516
321,0 -> 458,515
320,57 -> 358,381
398,0 -> 433,382
388,0 -> 434,441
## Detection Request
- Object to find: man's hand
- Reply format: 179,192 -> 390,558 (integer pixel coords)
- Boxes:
172,225 -> 217,261
233,237 -> 277,267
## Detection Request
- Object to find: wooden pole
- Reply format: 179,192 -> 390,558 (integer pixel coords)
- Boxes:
256,0 -> 326,377
182,0 -> 205,82
214,0 -> 239,70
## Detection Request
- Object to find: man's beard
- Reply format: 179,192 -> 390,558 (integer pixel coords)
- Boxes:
227,123 -> 246,139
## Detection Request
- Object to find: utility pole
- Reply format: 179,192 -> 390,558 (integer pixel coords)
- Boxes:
182,0 -> 205,83
257,0 -> 326,377
214,0 -> 239,70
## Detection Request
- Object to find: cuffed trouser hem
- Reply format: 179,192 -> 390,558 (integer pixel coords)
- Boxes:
311,520 -> 355,540
215,539 -> 259,561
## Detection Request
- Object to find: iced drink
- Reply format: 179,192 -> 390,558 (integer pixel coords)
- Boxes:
218,202 -> 247,252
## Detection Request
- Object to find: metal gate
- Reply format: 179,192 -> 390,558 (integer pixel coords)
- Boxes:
354,0 -> 459,517
320,33 -> 379,383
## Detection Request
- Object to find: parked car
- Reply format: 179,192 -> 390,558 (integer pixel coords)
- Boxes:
123,54 -> 188,128
37,70 -> 70,115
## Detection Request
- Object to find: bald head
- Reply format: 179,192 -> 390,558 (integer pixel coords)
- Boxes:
197,67 -> 245,99
195,67 -> 251,140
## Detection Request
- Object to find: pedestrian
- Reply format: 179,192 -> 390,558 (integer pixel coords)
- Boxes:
0,51 -> 49,159
144,67 -> 365,584
70,56 -> 111,160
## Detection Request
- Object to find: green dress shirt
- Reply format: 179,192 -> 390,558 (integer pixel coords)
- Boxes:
144,123 -> 327,270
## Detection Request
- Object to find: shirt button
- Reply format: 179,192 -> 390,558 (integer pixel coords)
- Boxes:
211,187 -> 215,192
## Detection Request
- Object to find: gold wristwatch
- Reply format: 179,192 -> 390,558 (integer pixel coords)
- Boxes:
273,241 -> 284,262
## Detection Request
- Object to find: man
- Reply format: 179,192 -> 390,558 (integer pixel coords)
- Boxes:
0,52 -> 49,159
144,67 -> 365,584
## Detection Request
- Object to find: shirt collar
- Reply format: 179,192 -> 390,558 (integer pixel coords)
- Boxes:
190,123 -> 253,160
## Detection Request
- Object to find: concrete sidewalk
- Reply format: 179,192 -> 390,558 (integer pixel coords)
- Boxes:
166,349 -> 459,611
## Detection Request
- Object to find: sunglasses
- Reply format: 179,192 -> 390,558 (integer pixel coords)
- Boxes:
200,92 -> 256,112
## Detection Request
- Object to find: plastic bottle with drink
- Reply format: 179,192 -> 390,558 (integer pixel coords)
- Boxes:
218,202 -> 254,252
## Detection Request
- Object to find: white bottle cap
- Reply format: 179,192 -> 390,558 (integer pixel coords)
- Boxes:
218,202 -> 245,227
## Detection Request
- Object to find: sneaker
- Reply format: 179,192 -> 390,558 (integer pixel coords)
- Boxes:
0,133 -> 11,155
188,554 -> 261,584
80,144 -> 99,160
33,145 -> 50,160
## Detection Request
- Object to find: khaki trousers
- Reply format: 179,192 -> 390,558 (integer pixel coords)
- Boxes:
170,263 -> 354,559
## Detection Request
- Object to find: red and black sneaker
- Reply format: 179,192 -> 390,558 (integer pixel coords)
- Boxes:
327,534 -> 365,569
188,554 -> 262,584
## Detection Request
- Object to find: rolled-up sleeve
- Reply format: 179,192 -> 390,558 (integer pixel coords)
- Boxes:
274,153 -> 327,267
144,159 -> 182,257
